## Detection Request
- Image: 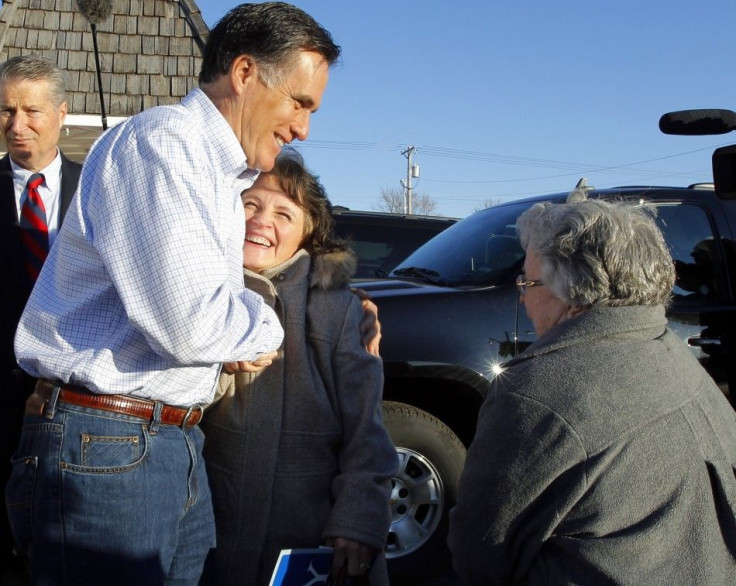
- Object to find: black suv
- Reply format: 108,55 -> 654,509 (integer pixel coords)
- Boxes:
370,169 -> 736,582
331,209 -> 457,279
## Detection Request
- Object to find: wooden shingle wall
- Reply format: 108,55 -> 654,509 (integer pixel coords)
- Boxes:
0,0 -> 209,116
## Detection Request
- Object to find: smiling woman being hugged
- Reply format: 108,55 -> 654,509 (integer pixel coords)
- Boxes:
200,148 -> 397,586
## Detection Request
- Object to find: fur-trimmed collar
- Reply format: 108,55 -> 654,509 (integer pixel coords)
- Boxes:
309,248 -> 356,291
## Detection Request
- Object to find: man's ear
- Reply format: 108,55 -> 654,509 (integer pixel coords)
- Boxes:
58,100 -> 68,127
229,55 -> 259,95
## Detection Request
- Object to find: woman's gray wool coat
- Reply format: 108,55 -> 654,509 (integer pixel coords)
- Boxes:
449,304 -> 736,585
201,248 -> 397,586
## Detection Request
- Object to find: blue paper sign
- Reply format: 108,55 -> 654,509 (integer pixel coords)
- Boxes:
269,547 -> 334,586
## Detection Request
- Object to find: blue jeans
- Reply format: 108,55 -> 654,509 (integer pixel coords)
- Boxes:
5,391 -> 215,585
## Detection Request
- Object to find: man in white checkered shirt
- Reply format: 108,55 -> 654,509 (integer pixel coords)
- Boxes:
7,3 -> 341,583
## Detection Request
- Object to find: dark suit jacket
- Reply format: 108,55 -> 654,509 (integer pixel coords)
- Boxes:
0,151 -> 82,559
0,151 -> 81,380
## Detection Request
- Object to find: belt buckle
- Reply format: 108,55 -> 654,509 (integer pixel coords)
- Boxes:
182,404 -> 203,428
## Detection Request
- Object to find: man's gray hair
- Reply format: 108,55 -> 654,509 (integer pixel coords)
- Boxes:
516,198 -> 675,307
0,55 -> 67,107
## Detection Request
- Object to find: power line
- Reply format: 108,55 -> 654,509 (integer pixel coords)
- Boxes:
418,143 -> 727,183
298,140 -> 376,151
296,139 -> 729,183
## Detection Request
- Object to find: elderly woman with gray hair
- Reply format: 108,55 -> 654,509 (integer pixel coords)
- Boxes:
448,196 -> 736,585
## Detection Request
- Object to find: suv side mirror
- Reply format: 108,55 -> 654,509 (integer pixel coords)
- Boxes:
659,109 -> 736,200
713,144 -> 736,200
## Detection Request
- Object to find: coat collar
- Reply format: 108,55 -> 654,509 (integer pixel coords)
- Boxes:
243,246 -> 357,293
506,304 -> 669,368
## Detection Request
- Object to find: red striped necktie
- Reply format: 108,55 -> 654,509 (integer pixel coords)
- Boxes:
20,173 -> 48,282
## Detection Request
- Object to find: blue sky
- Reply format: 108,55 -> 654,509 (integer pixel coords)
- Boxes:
200,1 -> 736,218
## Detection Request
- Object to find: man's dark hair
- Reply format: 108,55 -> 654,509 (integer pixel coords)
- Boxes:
199,2 -> 341,86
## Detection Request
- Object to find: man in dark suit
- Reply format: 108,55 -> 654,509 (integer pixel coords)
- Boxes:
0,55 -> 81,574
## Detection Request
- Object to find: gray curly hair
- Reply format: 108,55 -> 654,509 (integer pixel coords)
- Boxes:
516,196 -> 675,307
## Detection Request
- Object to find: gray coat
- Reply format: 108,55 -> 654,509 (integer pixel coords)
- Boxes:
201,248 -> 397,586
449,304 -> 736,585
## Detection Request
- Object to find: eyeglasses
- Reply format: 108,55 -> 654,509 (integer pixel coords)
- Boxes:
515,273 -> 544,295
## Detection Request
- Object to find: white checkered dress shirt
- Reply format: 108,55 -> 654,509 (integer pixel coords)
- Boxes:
15,89 -> 284,406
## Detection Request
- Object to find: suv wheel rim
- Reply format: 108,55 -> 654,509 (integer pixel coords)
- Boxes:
385,447 -> 444,559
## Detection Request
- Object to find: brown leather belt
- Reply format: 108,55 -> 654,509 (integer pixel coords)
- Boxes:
34,380 -> 203,427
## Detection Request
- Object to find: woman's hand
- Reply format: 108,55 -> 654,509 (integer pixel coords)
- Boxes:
325,537 -> 376,583
352,288 -> 382,357
222,351 -> 278,374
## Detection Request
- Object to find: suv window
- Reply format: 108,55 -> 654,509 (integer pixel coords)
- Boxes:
655,203 -> 724,302
334,214 -> 456,278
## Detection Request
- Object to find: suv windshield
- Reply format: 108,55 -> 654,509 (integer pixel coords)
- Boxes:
391,201 -> 533,287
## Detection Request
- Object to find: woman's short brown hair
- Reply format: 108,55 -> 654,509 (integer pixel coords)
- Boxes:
257,147 -> 345,255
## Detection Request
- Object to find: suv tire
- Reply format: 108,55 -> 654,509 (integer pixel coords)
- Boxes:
382,401 -> 466,585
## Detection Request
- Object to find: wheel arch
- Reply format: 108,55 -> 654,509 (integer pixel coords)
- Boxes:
382,362 -> 489,448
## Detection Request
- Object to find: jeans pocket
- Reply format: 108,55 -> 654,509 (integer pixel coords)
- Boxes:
5,455 -> 38,554
62,424 -> 149,474
81,434 -> 142,468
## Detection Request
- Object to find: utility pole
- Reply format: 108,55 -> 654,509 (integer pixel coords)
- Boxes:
400,145 -> 420,214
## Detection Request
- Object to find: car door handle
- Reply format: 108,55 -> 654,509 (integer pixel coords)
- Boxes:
688,337 -> 721,347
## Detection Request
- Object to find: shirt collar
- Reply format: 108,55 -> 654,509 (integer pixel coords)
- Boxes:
9,149 -> 62,191
181,88 -> 261,193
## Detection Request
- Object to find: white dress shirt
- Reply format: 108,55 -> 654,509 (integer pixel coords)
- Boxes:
11,151 -> 63,247
15,88 -> 284,406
